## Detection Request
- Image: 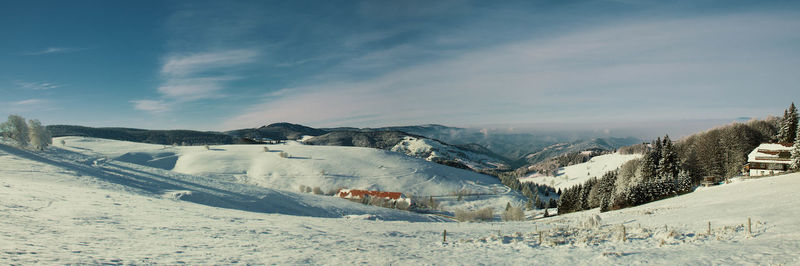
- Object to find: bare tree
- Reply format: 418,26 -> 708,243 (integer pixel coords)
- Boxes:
27,119 -> 51,150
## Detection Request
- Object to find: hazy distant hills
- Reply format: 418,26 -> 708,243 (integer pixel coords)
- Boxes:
340,124 -> 641,166
515,137 -> 642,166
225,123 -> 328,141
47,122 -> 640,173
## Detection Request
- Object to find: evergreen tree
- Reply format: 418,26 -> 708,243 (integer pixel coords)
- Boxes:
788,102 -> 798,143
779,103 -> 798,143
521,185 -> 533,198
653,137 -> 663,170
526,198 -> 534,210
639,150 -> 657,183
658,135 -> 679,180
778,109 -> 789,141
792,122 -> 800,170
534,194 -> 544,209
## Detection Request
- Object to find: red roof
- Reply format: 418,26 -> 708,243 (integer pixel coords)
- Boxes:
337,189 -> 403,200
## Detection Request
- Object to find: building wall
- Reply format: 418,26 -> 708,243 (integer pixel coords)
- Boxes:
750,168 -> 787,177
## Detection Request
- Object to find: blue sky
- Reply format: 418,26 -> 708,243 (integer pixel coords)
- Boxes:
2,0 -> 799,135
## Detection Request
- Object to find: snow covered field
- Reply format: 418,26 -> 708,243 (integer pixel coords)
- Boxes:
54,137 -> 523,211
2,141 -> 799,264
520,152 -> 642,190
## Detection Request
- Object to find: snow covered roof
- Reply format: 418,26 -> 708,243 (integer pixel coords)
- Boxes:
337,189 -> 405,200
748,143 -> 793,164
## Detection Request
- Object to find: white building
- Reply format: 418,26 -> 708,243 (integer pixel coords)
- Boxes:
747,143 -> 793,176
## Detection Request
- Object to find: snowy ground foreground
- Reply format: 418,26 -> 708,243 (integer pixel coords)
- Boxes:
54,137 -> 523,210
520,152 -> 641,190
3,142 -> 800,264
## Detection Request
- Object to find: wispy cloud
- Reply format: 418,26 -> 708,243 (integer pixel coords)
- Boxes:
23,47 -> 85,56
13,98 -> 46,105
133,49 -> 259,113
158,49 -> 258,100
130,99 -> 170,113
15,81 -> 60,90
0,98 -> 57,113
223,12 -> 800,129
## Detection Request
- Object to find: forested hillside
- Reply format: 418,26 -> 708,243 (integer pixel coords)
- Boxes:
46,125 -> 248,145
557,109 -> 791,215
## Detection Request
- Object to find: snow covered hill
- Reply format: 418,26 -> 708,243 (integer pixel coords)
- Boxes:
390,136 -> 510,171
304,131 -> 510,172
520,152 -> 642,189
54,136 -> 523,211
3,139 -> 799,264
0,142 -> 435,221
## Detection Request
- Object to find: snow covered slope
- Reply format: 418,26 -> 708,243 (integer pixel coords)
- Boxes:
3,139 -> 799,264
55,137 -> 523,210
0,143 -> 435,221
391,136 -> 510,171
520,152 -> 641,189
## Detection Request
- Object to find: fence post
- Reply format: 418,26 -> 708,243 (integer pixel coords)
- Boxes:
621,225 -> 627,242
707,221 -> 711,236
539,231 -> 543,245
747,217 -> 752,236
443,229 -> 447,243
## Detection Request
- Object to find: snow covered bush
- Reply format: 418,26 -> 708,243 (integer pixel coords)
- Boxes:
455,207 -> 494,222
27,119 -> 51,150
1,114 -> 30,147
581,215 -> 602,229
501,205 -> 525,221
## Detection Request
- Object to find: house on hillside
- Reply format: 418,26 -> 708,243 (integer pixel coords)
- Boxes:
336,189 -> 411,206
746,143 -> 793,176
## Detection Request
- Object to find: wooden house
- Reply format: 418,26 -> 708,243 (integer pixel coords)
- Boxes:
746,143 -> 793,177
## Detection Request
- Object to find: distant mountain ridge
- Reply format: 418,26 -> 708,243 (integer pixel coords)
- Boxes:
46,125 -> 248,145
225,122 -> 328,140
302,130 -> 511,171
47,122 -> 640,175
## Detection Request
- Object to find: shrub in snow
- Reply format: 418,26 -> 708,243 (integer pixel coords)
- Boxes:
279,151 -> 290,158
395,200 -> 410,210
326,188 -> 340,196
455,207 -> 494,222
501,205 -> 525,221
298,185 -> 307,193
581,215 -> 602,229
312,186 -> 323,195
263,146 -> 269,152
204,145 -> 210,150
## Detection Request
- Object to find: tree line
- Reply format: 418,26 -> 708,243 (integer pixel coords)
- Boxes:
558,135 -> 694,214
